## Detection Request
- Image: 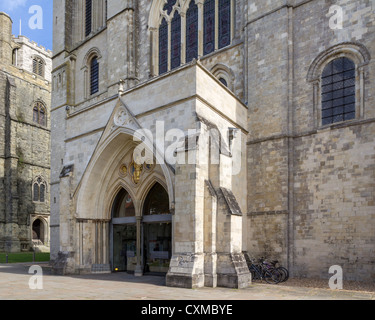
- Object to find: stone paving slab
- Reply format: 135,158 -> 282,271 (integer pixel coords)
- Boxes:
0,263 -> 373,301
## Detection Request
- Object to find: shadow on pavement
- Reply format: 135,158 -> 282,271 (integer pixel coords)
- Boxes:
0,262 -> 167,287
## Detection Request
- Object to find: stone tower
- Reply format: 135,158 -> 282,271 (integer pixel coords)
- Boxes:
0,12 -> 52,253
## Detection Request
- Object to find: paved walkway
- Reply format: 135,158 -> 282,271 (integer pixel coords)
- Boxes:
0,263 -> 373,300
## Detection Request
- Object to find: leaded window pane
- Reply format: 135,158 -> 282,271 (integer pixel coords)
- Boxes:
159,18 -> 168,75
90,57 -> 99,95
219,78 -> 228,87
321,57 -> 356,125
186,1 -> 199,63
40,184 -> 45,203
219,0 -> 231,49
204,0 -> 215,55
171,11 -> 181,70
163,0 -> 177,15
33,107 -> 39,123
85,0 -> 92,37
33,183 -> 40,202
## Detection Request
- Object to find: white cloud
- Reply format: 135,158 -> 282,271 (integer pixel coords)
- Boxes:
0,0 -> 27,11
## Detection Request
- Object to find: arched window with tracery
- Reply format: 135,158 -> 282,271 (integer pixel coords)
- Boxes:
33,177 -> 47,203
153,0 -> 233,76
186,1 -> 199,63
163,0 -> 177,14
33,102 -> 46,127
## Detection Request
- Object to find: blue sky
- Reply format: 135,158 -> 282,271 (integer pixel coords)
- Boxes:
0,0 -> 53,50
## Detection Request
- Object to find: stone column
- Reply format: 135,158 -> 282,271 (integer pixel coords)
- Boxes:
123,5 -> 138,89
52,165 -> 77,275
197,0 -> 204,58
204,180 -> 217,288
214,152 -> 251,289
134,216 -> 143,276
166,129 -> 207,288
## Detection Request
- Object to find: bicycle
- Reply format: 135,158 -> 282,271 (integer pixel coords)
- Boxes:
248,257 -> 282,284
261,258 -> 289,283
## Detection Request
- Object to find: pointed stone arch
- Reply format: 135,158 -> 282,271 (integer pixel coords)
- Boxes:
75,98 -> 175,221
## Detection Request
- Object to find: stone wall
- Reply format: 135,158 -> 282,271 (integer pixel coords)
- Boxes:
245,0 -> 375,281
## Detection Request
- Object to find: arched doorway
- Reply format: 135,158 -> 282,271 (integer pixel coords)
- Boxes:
142,183 -> 172,274
111,188 -> 136,272
110,183 -> 172,275
32,219 -> 44,244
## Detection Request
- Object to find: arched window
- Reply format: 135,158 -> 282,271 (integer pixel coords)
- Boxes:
33,102 -> 47,126
143,184 -> 170,216
219,77 -> 228,87
112,189 -> 135,218
12,49 -> 17,66
204,0 -> 215,55
321,57 -> 356,125
33,177 -> 47,203
85,0 -> 93,37
153,0 -> 233,75
32,56 -> 44,77
186,1 -> 199,63
159,18 -> 168,75
90,56 -> 99,95
171,11 -> 181,70
218,0 -> 231,49
163,0 -> 177,14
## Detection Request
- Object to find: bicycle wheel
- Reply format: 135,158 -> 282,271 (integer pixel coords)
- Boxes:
264,269 -> 282,284
277,267 -> 289,282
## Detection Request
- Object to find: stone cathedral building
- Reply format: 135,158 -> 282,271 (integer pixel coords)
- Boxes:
0,12 -> 52,253
51,0 -> 375,287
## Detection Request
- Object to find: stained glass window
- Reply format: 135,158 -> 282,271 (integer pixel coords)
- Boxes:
219,0 -> 231,49
186,1 -> 199,63
204,0 -> 215,55
159,18 -> 168,75
85,0 -> 92,37
90,56 -> 99,95
171,11 -> 181,70
163,0 -> 177,15
321,57 -> 356,125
